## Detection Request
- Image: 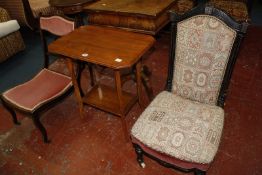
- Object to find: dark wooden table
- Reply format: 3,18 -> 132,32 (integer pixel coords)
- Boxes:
49,0 -> 96,25
84,0 -> 177,35
48,25 -> 155,141
49,0 -> 95,14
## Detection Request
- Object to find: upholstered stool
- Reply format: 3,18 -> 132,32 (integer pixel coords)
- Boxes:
2,69 -> 72,112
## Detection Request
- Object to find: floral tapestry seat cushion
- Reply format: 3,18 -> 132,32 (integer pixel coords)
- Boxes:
131,91 -> 224,164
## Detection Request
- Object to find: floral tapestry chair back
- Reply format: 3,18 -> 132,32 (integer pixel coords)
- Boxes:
171,15 -> 236,105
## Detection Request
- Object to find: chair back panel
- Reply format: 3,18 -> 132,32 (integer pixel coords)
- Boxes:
172,15 -> 236,105
40,16 -> 74,36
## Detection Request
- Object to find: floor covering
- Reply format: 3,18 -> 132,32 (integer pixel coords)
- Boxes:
0,26 -> 261,175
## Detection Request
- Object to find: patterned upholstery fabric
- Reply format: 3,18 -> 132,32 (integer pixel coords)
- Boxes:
131,91 -> 224,164
172,15 -> 236,105
209,0 -> 249,22
0,7 -> 25,62
171,0 -> 195,14
2,69 -> 72,112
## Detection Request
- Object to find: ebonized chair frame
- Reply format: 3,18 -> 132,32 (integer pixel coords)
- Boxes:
133,4 -> 248,175
21,0 -> 38,30
0,15 -> 79,143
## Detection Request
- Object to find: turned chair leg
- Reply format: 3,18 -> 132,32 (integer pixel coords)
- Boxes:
32,115 -> 50,143
1,99 -> 20,125
134,144 -> 146,168
194,169 -> 206,175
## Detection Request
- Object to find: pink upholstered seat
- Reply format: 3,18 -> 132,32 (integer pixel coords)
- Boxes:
132,136 -> 210,171
3,69 -> 72,112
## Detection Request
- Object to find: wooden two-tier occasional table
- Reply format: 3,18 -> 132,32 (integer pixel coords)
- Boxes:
84,0 -> 177,35
48,25 -> 155,141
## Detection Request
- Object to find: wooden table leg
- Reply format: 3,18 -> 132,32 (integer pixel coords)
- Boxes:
75,12 -> 84,27
136,61 -> 143,108
66,12 -> 84,27
67,59 -> 84,118
87,63 -> 95,86
115,70 -> 129,142
141,65 -> 154,101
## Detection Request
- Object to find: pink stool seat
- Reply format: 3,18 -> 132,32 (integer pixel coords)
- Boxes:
2,69 -> 72,112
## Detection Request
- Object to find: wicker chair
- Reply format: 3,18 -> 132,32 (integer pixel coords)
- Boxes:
0,7 -> 25,63
0,0 -> 62,30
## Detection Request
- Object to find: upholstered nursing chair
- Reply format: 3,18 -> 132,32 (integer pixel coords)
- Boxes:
0,16 -> 76,143
131,5 -> 248,175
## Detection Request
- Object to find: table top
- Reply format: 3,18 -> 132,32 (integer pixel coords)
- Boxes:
84,0 -> 176,17
49,0 -> 95,7
48,25 -> 155,69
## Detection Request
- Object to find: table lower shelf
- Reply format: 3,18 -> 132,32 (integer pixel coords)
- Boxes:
82,84 -> 137,116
